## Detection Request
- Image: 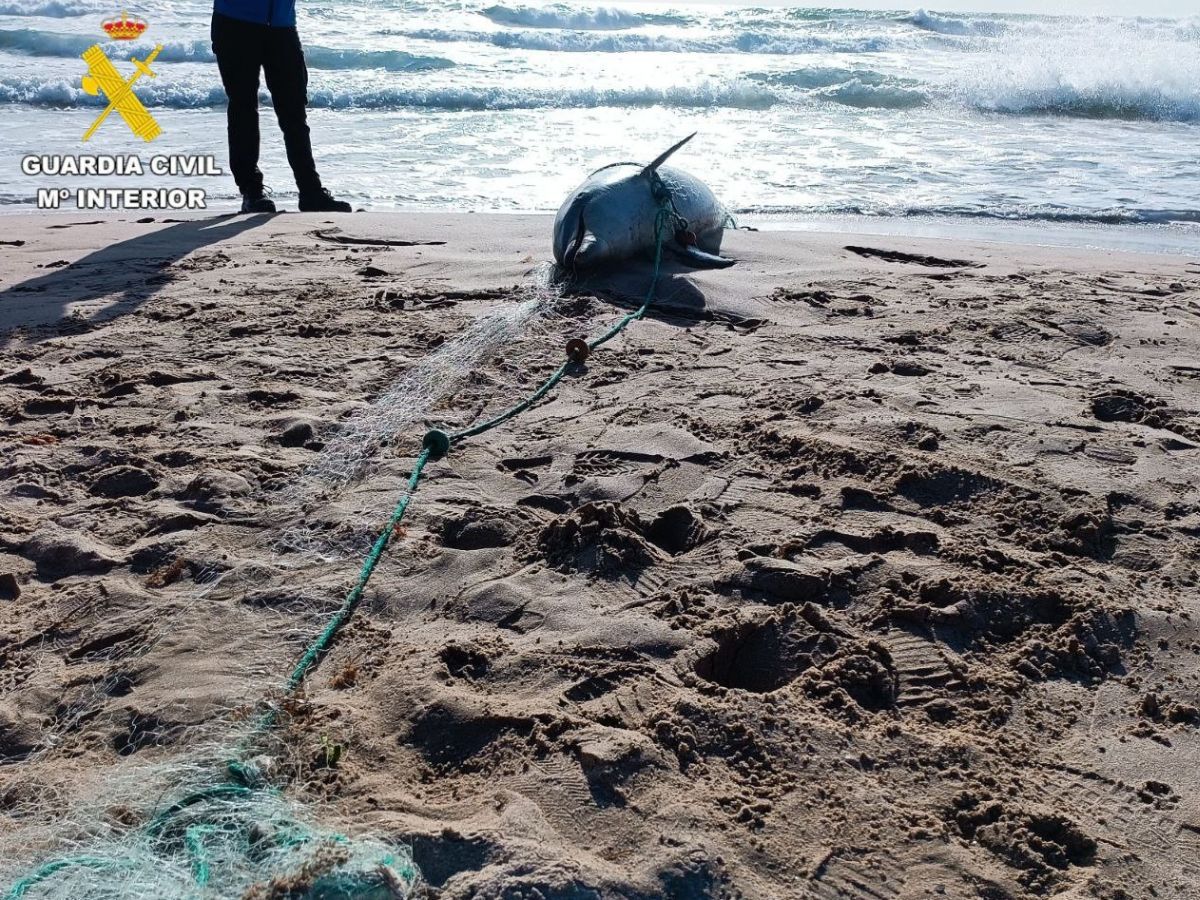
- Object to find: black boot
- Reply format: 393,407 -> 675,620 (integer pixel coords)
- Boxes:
298,188 -> 352,213
240,191 -> 277,214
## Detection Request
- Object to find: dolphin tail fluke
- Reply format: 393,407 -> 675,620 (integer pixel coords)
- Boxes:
643,132 -> 697,175
668,243 -> 736,269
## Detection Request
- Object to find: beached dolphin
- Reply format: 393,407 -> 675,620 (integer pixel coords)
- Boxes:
553,133 -> 735,273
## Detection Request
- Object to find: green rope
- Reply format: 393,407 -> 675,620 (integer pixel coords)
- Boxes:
588,204 -> 671,351
7,859 -> 119,900
145,784 -> 254,838
453,202 -> 672,441
184,825 -> 216,887
6,196 -> 676,900
450,362 -> 570,442
283,447 -> 433,697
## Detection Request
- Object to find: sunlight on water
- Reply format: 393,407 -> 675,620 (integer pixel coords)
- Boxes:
0,0 -> 1197,230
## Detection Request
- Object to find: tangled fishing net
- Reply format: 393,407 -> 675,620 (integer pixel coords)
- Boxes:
2,728 -> 415,900
1,266 -> 612,899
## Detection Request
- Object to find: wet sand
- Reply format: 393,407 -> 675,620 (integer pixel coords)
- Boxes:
2,212 -> 1199,898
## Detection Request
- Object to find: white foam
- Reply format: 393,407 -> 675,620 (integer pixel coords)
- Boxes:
0,0 -> 99,15
0,27 -> 455,71
402,25 -> 892,55
480,3 -> 688,31
909,8 -> 1005,37
953,19 -> 1200,122
819,79 -> 928,110
0,73 -> 778,111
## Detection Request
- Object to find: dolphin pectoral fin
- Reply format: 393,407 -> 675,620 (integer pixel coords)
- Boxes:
565,230 -> 598,270
643,132 -> 697,175
668,243 -> 736,269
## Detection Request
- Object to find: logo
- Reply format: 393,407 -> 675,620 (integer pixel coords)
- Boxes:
80,12 -> 163,142
101,10 -> 148,40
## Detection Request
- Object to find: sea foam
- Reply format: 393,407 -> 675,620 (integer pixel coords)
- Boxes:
0,74 -> 777,111
0,28 -> 455,70
0,0 -> 99,15
750,67 -> 929,109
402,26 -> 891,55
908,8 -> 1006,37
479,4 -> 688,30
953,21 -> 1200,122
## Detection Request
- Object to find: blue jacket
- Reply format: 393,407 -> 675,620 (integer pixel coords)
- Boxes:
214,0 -> 295,27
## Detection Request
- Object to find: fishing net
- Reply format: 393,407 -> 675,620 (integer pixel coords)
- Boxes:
1,265 -> 622,899
275,263 -> 571,563
1,726 -> 416,900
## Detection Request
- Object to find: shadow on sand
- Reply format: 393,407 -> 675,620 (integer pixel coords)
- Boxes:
567,256 -> 762,332
0,214 -> 272,348
569,256 -> 704,313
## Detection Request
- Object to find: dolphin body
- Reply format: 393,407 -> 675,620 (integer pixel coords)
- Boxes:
553,133 -> 735,273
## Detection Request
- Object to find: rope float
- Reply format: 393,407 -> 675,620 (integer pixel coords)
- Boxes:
7,197 -> 679,900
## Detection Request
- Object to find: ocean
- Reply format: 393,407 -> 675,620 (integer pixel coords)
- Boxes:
1,0 -> 1198,244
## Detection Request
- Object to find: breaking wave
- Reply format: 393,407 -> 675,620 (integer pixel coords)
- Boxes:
479,4 -> 689,30
737,16 -> 1200,122
0,6 -> 1197,124
402,26 -> 892,54
819,80 -> 928,110
0,28 -> 455,70
953,25 -> 1200,122
0,74 -> 776,110
304,46 -> 454,71
908,8 -> 1006,37
968,85 -> 1200,122
750,66 -> 886,89
0,0 -> 98,15
741,47 -> 1200,121
749,68 -> 929,109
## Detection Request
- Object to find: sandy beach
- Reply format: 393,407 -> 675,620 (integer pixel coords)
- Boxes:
2,211 -> 1199,899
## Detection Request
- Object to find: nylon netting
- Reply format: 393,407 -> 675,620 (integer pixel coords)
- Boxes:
1,266 -> 627,899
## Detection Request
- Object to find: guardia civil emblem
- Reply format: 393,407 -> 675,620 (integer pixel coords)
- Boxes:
80,11 -> 164,142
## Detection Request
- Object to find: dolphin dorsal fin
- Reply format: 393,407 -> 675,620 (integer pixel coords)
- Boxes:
643,132 -> 697,175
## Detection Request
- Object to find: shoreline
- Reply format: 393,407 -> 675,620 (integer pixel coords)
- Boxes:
1,206 -> 1198,256
5,209 -> 1197,337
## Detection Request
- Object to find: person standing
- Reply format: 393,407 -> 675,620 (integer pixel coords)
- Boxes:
211,0 -> 352,214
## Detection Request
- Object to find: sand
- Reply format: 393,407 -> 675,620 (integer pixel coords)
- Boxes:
1,211 -> 1199,899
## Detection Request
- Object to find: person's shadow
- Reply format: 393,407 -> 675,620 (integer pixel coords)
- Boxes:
0,215 -> 271,349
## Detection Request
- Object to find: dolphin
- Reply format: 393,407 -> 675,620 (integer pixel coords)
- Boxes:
553,133 -> 735,273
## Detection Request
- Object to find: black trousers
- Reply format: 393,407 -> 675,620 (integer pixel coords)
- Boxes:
211,12 -> 322,197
